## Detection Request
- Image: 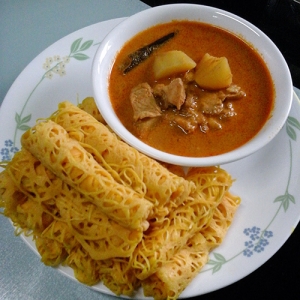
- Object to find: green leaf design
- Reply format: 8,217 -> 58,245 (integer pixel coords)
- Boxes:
15,113 -> 31,131
12,36 -> 95,147
274,193 -> 295,212
213,263 -> 223,273
79,40 -> 93,51
70,38 -> 83,53
286,116 -> 300,140
72,53 -> 90,60
212,252 -> 226,263
207,261 -> 223,273
18,124 -> 31,131
21,114 -> 31,124
207,253 -> 227,273
287,124 -> 297,140
15,112 -> 21,124
287,116 -> 300,130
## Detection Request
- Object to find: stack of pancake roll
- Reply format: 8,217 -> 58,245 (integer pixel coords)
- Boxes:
0,97 -> 241,300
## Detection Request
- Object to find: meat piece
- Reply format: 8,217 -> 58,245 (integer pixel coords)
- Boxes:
221,84 -> 246,99
173,115 -> 197,133
207,118 -> 222,130
184,93 -> 198,109
130,83 -> 162,121
153,78 -> 186,110
135,117 -> 159,139
183,70 -> 195,83
188,84 -> 245,116
198,92 -> 224,115
220,102 -> 237,118
167,78 -> 186,109
194,112 -> 209,133
152,83 -> 166,107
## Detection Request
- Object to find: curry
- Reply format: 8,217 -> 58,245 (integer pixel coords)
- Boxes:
109,21 -> 274,157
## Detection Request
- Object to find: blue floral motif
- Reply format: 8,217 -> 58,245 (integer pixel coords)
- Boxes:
244,240 -> 254,248
260,238 -> 269,247
1,139 -> 19,161
264,230 -> 273,238
5,140 -> 13,147
206,226 -> 274,273
243,249 -> 253,257
242,226 -> 273,257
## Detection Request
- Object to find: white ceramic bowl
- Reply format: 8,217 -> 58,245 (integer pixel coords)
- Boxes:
92,4 -> 293,167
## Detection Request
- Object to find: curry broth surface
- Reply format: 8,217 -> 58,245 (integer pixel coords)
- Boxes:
109,21 -> 274,157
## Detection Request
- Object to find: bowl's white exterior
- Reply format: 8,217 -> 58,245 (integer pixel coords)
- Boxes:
92,4 -> 293,167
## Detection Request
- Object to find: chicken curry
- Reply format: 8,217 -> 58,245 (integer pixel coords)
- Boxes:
109,21 -> 274,157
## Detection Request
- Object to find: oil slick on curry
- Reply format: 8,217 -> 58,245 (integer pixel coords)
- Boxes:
109,21 -> 274,157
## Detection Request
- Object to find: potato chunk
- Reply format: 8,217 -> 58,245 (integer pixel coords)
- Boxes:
153,50 -> 196,79
194,53 -> 232,90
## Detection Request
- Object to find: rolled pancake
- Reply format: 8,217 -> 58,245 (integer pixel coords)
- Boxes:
50,101 -> 195,214
0,168 -> 44,233
142,191 -> 240,300
131,167 -> 231,280
21,120 -> 153,231
78,97 -> 106,124
99,257 -> 140,296
202,191 -> 241,249
4,149 -> 143,259
142,233 -> 209,300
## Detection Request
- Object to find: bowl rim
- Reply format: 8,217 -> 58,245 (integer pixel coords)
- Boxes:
92,3 -> 293,167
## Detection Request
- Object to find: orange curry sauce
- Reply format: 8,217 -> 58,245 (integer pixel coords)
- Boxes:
109,21 -> 274,157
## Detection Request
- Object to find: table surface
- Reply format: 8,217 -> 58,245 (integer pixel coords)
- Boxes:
1,1 -> 300,299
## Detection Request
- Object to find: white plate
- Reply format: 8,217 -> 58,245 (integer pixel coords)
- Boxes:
1,18 -> 300,299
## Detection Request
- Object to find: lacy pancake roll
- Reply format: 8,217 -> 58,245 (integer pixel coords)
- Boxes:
78,97 -> 107,124
4,149 -> 143,260
142,232 -> 209,300
50,101 -> 195,212
21,120 -> 153,230
51,101 -> 146,197
0,151 -> 140,285
186,167 -> 240,250
142,190 -> 240,300
131,195 -> 219,280
1,167 -> 68,266
186,166 -> 234,206
67,248 -> 140,294
0,168 -> 40,232
131,167 -> 231,280
202,191 -> 241,249
98,257 -> 141,296
64,244 -> 102,286
131,194 -> 206,280
185,166 -> 234,229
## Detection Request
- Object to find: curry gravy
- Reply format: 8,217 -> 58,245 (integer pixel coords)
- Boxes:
109,21 -> 274,157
